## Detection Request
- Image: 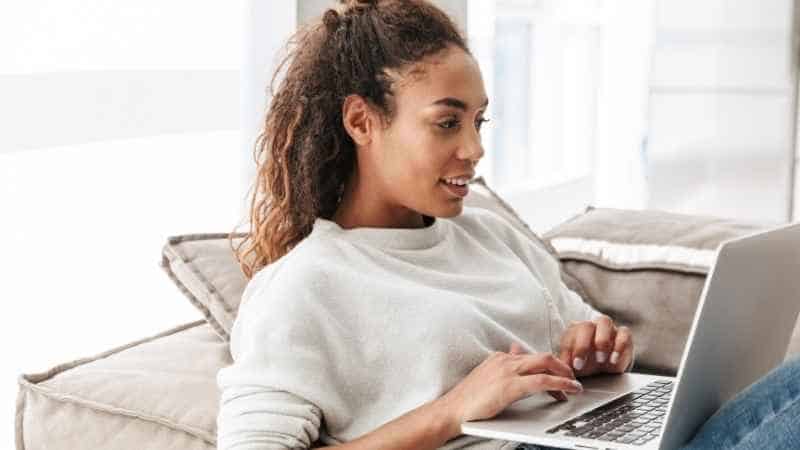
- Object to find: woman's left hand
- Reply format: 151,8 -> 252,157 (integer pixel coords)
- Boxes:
557,315 -> 634,377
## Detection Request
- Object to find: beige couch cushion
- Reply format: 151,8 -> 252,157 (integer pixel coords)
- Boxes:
542,206 -> 800,377
161,234 -> 248,341
161,176 -> 589,342
15,320 -> 336,450
16,321 -> 227,450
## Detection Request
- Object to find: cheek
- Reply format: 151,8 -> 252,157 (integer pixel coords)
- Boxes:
407,152 -> 451,188
383,120 -> 456,190
417,139 -> 454,175
392,131 -> 447,180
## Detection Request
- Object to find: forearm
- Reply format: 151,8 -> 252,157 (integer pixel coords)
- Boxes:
318,397 -> 461,450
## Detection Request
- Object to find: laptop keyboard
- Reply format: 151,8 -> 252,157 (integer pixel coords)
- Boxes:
545,380 -> 673,446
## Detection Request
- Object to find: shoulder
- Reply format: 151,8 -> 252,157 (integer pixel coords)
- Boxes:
240,233 -> 343,313
452,206 -> 529,245
455,206 -> 556,264
451,205 -> 504,230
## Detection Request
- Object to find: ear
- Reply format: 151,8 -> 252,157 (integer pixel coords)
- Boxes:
342,94 -> 376,147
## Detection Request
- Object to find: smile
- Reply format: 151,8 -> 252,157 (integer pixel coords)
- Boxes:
439,180 -> 469,198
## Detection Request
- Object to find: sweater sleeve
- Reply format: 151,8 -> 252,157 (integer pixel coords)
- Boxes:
480,211 -> 638,371
216,269 -> 343,450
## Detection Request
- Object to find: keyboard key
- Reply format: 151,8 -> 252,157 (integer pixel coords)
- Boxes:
547,381 -> 675,437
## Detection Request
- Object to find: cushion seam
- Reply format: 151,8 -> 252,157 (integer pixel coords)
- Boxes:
17,320 -> 205,384
15,319 -> 208,448
557,253 -> 711,275
18,381 -> 215,446
162,244 -> 236,315
160,250 -> 231,341
15,379 -> 26,450
167,232 -> 247,246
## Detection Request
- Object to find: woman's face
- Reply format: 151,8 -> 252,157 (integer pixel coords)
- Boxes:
360,44 -> 489,226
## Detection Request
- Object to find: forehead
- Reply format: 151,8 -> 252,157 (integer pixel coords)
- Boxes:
391,46 -> 487,111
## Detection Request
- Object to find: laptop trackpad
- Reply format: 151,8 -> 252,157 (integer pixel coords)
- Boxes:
493,390 -> 622,428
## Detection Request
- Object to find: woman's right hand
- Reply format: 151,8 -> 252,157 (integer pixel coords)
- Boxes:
439,342 -> 584,429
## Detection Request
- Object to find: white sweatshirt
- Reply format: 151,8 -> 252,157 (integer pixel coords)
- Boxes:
216,206 -> 613,450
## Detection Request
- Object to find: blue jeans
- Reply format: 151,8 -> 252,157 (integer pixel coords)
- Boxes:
516,355 -> 800,450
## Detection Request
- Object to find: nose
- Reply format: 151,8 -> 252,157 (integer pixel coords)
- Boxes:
460,127 -> 485,164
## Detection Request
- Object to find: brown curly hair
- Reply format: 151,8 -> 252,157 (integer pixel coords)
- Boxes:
230,0 -> 470,280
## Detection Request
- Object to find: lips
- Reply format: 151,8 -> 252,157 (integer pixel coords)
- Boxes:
440,180 -> 469,198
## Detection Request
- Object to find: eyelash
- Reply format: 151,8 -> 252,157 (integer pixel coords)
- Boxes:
439,117 -> 491,131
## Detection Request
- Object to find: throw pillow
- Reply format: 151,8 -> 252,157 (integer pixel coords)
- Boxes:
542,205 -> 796,376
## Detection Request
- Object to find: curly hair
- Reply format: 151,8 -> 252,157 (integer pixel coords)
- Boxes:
230,0 -> 469,280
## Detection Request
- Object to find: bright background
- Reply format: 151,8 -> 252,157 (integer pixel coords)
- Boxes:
3,0 -> 798,445
1,0 -> 247,444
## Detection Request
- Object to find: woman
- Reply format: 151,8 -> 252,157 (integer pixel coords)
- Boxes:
217,1 -> 800,449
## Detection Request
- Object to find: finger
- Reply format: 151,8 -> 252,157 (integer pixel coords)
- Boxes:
617,345 -> 634,373
592,315 -> 616,365
558,326 -> 576,369
517,353 -> 576,380
610,326 -> 633,371
515,373 -> 583,399
509,342 -> 575,378
570,322 -> 597,372
508,343 -> 569,399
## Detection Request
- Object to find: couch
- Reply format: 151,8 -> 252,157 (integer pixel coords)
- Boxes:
16,177 -> 800,449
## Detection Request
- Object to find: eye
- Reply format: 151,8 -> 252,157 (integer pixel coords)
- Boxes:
476,117 -> 491,131
438,118 -> 460,130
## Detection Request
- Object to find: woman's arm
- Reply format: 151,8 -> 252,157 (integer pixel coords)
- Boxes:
317,397 -> 460,450
219,273 -> 465,450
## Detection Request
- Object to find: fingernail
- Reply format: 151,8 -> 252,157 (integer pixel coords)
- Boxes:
571,380 -> 583,391
595,351 -> 607,363
573,357 -> 585,370
610,352 -> 619,365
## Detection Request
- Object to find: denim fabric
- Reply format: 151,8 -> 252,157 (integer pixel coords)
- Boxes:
514,355 -> 800,450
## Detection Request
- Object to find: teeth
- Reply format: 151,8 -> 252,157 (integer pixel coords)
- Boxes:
443,178 -> 469,186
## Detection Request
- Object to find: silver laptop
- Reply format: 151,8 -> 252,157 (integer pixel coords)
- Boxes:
461,221 -> 800,450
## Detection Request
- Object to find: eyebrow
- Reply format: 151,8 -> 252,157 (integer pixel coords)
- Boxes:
431,97 -> 489,111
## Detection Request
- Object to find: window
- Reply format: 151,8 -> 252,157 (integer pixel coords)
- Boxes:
467,0 -> 654,233
469,0 -> 604,194
468,0 -> 797,226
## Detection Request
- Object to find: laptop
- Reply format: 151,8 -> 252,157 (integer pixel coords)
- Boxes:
461,221 -> 800,450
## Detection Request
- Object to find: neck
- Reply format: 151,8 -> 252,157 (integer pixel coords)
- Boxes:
332,171 -> 428,230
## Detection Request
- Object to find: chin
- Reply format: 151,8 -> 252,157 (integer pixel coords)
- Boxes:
434,202 -> 465,218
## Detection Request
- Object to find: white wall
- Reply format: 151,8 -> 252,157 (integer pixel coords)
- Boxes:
240,1 -> 296,209
2,2 -> 246,446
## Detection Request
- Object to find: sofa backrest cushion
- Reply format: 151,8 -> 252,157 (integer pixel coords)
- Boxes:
542,206 -> 799,376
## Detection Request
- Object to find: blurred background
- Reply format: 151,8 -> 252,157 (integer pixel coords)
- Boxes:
2,0 -> 799,444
